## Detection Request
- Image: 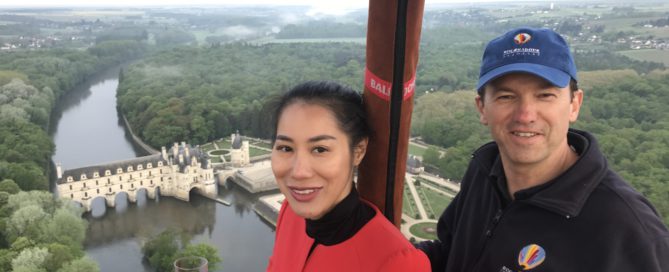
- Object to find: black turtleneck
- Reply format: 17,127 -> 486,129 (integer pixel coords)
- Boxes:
305,187 -> 376,249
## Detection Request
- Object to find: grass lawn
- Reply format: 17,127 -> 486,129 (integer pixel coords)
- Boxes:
408,143 -> 428,157
210,150 -> 229,156
618,49 -> 669,67
410,222 -> 438,240
402,186 -> 420,219
214,138 -> 232,149
250,146 -> 270,157
200,143 -> 215,152
418,185 -> 452,219
209,156 -> 223,163
251,141 -> 272,149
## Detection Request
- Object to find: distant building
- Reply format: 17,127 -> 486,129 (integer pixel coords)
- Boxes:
229,131 -> 250,167
407,155 -> 424,174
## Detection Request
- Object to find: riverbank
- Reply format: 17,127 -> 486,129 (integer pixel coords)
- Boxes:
121,115 -> 160,155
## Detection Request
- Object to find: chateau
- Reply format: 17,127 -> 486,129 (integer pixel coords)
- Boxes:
56,142 -> 217,211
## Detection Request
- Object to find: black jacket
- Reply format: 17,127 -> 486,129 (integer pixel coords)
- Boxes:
416,129 -> 669,272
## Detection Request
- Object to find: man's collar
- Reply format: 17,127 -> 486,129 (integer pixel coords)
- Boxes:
477,129 -> 608,218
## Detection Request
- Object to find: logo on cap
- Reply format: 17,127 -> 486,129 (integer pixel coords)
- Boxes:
517,244 -> 546,270
514,33 -> 532,45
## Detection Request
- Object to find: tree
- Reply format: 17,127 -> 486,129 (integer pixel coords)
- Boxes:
0,179 -> 20,194
6,205 -> 48,243
142,229 -> 221,272
177,243 -> 222,271
56,257 -> 100,272
44,243 -> 77,272
142,229 -> 180,272
12,247 -> 49,272
42,208 -> 87,249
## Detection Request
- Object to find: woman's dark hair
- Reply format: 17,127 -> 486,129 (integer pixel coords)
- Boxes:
271,81 -> 370,149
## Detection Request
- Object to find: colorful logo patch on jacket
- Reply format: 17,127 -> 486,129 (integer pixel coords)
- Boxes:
517,244 -> 546,270
513,33 -> 532,45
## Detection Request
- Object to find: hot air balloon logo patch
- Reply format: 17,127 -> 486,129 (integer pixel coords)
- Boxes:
514,33 -> 532,45
517,244 -> 546,270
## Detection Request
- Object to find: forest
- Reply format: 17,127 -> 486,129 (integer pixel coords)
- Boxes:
116,42 -> 364,147
0,38 -> 147,271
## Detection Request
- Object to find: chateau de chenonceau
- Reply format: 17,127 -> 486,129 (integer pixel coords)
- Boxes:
55,131 -> 460,241
55,133 -> 256,211
56,141 -> 217,212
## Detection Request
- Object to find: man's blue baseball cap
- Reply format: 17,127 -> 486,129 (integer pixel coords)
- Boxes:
477,27 -> 578,91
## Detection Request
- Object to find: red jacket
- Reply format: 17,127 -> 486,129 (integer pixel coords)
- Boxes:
267,200 -> 430,272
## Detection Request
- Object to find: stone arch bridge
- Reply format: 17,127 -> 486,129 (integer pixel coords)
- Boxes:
56,142 -> 217,212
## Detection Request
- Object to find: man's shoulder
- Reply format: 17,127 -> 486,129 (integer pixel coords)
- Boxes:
586,170 -> 668,238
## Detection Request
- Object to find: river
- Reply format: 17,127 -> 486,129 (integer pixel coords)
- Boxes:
49,65 -> 275,272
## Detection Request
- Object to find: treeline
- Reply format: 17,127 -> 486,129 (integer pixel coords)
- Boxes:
0,41 -> 147,191
116,42 -> 364,148
0,39 -> 149,271
0,190 -> 96,272
416,27 -> 492,92
276,21 -> 367,39
413,70 -> 669,226
415,26 -> 665,94
634,16 -> 669,27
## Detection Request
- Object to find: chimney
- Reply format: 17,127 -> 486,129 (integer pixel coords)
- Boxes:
161,146 -> 168,160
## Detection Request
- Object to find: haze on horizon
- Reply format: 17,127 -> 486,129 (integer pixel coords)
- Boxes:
0,0 -> 589,8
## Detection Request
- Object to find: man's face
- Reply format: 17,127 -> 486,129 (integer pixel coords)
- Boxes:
476,73 -> 583,170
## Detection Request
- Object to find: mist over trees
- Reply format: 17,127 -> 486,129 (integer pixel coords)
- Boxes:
116,42 -> 365,147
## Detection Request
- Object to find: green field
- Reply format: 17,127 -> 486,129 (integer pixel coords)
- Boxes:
200,143 -> 215,152
402,186 -> 420,219
409,222 -> 438,240
210,150 -> 229,156
213,138 -> 232,149
250,146 -> 270,157
249,37 -> 366,45
418,185 -> 452,219
209,156 -> 223,163
408,142 -> 428,157
619,49 -> 669,67
251,141 -> 272,149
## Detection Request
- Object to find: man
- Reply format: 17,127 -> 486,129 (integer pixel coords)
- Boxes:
416,27 -> 669,271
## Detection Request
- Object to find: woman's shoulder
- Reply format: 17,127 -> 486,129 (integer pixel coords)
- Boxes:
350,200 -> 430,271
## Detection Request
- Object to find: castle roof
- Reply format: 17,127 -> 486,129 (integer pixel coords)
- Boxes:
58,143 -> 211,184
58,154 -> 166,184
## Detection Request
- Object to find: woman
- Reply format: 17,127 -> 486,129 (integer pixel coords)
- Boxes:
266,81 -> 430,271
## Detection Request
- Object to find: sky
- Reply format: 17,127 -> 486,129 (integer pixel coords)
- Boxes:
0,0 -> 515,8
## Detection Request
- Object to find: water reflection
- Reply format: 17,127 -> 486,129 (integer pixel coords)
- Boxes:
85,192 -> 216,247
50,65 -> 275,271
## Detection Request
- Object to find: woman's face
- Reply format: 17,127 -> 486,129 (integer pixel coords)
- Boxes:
271,102 -> 367,220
